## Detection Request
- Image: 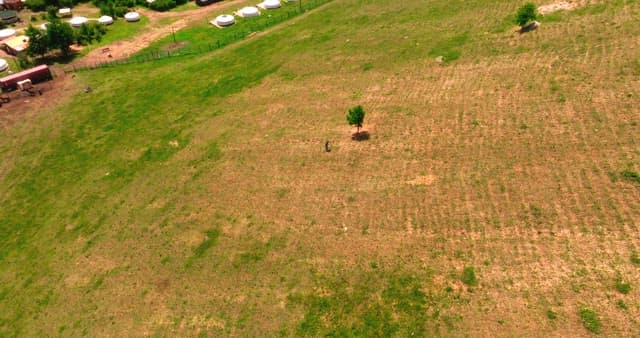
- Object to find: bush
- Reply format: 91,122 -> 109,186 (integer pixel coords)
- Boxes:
621,170 -> 640,185
460,266 -> 477,286
46,6 -> 58,20
75,22 -> 107,45
615,279 -> 631,294
114,6 -> 128,16
631,251 -> 640,265
149,0 -> 176,11
25,0 -> 48,12
515,2 -> 538,27
17,53 -> 34,69
579,308 -> 601,334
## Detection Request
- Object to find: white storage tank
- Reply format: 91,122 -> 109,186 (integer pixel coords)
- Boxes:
69,16 -> 88,27
0,28 -> 16,40
124,12 -> 141,22
98,15 -> 114,25
215,14 -> 235,26
263,0 -> 281,9
240,6 -> 260,17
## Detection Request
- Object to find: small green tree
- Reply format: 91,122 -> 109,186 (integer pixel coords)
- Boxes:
17,52 -> 34,69
25,25 -> 50,58
515,2 -> 538,27
347,105 -> 365,133
75,22 -> 106,46
45,5 -> 58,21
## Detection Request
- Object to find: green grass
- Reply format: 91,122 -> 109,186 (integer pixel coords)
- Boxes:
428,32 -> 469,62
138,0 -> 332,57
461,266 -> 478,286
194,229 -> 221,257
290,273 -> 432,336
170,1 -> 198,12
620,170 -> 640,185
579,308 -> 602,334
631,251 -> 640,265
2,0 -> 640,336
614,279 -> 631,294
78,16 -> 150,56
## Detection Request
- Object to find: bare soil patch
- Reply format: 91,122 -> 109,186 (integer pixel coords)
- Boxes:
407,174 -> 436,186
0,68 -> 75,128
162,41 -> 189,52
538,1 -> 579,15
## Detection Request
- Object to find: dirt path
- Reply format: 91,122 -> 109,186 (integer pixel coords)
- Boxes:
74,0 -> 245,67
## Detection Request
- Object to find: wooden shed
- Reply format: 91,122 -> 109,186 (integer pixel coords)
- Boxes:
2,34 -> 28,55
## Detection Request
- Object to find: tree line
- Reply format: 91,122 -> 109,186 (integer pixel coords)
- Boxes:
25,10 -> 106,60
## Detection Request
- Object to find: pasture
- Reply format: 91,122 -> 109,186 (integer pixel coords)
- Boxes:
1,0 -> 639,336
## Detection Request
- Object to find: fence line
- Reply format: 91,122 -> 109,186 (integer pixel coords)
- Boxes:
66,0 -> 333,73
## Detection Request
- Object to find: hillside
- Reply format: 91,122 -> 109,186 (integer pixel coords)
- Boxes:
1,0 -> 640,336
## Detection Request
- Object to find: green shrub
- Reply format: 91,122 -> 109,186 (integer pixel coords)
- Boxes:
631,251 -> 640,265
114,6 -> 128,17
546,309 -> 557,320
25,0 -> 47,11
515,2 -> 538,27
149,0 -> 176,11
579,308 -> 601,334
616,299 -> 628,310
17,53 -> 33,69
461,266 -> 477,286
75,22 -> 107,46
621,170 -> 640,185
615,279 -> 631,294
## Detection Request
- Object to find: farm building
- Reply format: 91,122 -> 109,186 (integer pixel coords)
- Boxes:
0,10 -> 19,24
0,64 -> 52,91
58,8 -> 71,17
2,34 -> 27,55
0,0 -> 23,11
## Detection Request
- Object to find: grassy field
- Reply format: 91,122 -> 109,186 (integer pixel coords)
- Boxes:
72,16 -> 152,57
1,0 -> 640,336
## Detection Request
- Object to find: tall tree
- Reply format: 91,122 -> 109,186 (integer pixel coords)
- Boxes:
46,20 -> 74,56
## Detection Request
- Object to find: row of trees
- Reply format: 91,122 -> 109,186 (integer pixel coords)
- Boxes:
25,15 -> 106,58
25,0 -> 85,12
26,0 -> 188,16
92,0 -> 187,15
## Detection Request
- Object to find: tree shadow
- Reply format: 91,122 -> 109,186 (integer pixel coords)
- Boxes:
518,21 -> 539,34
32,51 -> 78,65
351,130 -> 370,141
